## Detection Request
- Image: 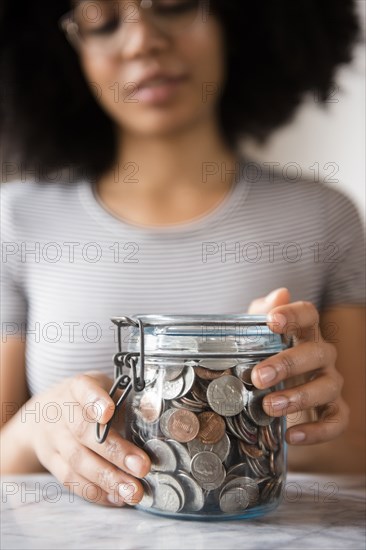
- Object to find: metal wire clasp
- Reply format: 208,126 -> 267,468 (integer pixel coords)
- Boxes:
95,317 -> 146,444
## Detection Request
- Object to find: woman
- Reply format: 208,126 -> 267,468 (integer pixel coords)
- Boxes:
1,0 -> 365,507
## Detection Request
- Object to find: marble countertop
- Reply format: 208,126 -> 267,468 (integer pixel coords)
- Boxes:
1,473 -> 365,550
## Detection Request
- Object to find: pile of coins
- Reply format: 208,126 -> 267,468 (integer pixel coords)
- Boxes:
125,359 -> 284,516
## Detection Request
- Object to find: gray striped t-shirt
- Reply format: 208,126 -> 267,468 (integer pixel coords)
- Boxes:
1,157 -> 365,396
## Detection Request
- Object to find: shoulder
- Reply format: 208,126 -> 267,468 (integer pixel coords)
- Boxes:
252,165 -> 363,223
1,179 -> 84,236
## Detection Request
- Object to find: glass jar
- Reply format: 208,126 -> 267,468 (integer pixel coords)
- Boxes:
96,314 -> 292,520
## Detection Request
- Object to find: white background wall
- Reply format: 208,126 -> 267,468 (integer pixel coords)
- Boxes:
241,0 -> 365,222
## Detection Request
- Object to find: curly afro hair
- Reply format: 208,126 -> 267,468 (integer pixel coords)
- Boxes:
0,0 -> 362,182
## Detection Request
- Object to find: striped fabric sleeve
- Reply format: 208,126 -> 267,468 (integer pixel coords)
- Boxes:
319,184 -> 366,310
0,185 -> 28,339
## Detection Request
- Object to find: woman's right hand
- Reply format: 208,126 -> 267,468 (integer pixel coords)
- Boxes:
27,371 -> 151,507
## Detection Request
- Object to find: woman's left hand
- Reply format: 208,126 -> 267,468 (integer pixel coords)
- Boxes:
248,288 -> 349,446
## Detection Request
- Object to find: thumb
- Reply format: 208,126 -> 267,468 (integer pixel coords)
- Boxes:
247,287 -> 291,314
69,371 -> 117,425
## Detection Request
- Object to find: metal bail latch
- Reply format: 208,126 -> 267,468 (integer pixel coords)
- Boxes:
95,317 -> 146,444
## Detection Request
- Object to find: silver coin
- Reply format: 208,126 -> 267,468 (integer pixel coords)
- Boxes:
207,376 -> 247,417
154,473 -> 186,510
219,486 -> 250,513
176,471 -> 205,512
162,376 -> 185,400
166,439 -> 192,472
139,478 -> 154,508
159,409 -> 177,438
154,483 -> 182,513
234,364 -> 254,388
191,451 -> 224,487
200,464 -> 226,491
143,439 -> 177,472
247,455 -> 270,478
198,359 -> 238,371
176,366 -> 195,398
163,365 -> 185,381
227,462 -> 251,478
187,433 -> 231,463
221,476 -> 259,507
247,389 -> 275,426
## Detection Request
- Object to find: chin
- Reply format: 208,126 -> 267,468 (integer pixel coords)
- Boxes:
119,104 -> 209,138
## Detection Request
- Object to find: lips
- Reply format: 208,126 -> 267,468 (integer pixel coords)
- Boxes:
130,69 -> 189,105
135,69 -> 188,89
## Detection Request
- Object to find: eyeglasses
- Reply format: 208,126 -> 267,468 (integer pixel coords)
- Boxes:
59,0 -> 210,54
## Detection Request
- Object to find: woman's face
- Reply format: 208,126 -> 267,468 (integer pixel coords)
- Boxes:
76,0 -> 227,137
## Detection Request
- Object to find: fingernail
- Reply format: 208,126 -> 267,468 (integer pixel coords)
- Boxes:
289,431 -> 306,443
257,365 -> 277,384
269,396 -> 289,410
118,482 -> 139,503
124,454 -> 145,476
87,400 -> 108,421
267,312 -> 286,327
265,289 -> 280,303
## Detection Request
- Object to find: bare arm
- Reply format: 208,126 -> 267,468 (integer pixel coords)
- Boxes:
1,337 -> 47,472
288,305 -> 365,473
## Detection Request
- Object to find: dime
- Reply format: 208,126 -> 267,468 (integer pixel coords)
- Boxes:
247,389 -> 275,426
191,451 -> 224,489
207,376 -> 247,417
166,439 -> 192,472
154,472 -> 186,509
163,364 -> 185,381
138,390 -> 162,423
220,476 -> 259,508
162,376 -> 185,400
246,455 -> 270,478
197,411 -> 226,445
167,409 -> 200,443
219,486 -> 249,513
227,462 -> 251,478
176,366 -> 195,398
139,478 -> 154,508
191,380 -> 208,403
159,409 -> 177,438
154,483 -> 182,513
143,439 -> 177,472
187,433 -> 231,463
176,471 -> 205,512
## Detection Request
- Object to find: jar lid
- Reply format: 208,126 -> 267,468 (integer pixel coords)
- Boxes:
114,314 -> 289,358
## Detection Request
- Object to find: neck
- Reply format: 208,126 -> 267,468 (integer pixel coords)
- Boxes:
101,116 -> 239,196
95,115 -> 241,226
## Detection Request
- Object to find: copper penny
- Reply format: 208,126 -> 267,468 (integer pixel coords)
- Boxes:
139,390 -> 162,423
195,367 -> 232,381
239,440 -> 265,459
167,409 -> 200,443
197,411 -> 226,445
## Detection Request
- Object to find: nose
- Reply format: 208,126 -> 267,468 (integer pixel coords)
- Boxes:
117,7 -> 171,59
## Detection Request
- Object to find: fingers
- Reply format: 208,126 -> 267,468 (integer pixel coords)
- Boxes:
47,451 -> 126,507
285,398 -> 350,445
266,300 -> 321,342
69,372 -> 117,425
247,287 -> 291,314
261,371 -> 344,418
65,394 -> 151,478
54,430 -> 144,505
252,341 -> 338,388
